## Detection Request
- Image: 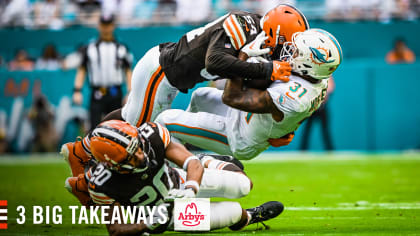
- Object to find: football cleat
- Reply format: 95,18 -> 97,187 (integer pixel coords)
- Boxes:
65,175 -> 92,206
246,201 -> 284,227
61,140 -> 90,177
197,153 -> 244,170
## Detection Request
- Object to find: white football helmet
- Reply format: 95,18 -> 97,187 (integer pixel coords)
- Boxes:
280,28 -> 343,80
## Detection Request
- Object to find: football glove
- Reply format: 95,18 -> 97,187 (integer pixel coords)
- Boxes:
241,31 -> 271,57
166,188 -> 196,200
268,132 -> 295,147
270,61 -> 291,82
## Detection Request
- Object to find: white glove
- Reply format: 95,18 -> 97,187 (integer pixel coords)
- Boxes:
247,56 -> 269,64
241,31 -> 271,57
167,188 -> 196,200
145,202 -> 169,230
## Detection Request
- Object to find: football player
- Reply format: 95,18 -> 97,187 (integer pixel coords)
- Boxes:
64,120 -> 253,206
61,4 -> 308,179
64,120 -> 283,235
155,29 -> 343,159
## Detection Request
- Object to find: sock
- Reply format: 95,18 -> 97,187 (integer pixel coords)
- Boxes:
209,202 -> 242,230
229,209 -> 250,231
207,159 -> 242,172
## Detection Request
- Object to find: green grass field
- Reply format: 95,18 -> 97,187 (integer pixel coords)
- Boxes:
1,152 -> 420,235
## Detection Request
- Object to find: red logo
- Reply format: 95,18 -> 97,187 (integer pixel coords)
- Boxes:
178,203 -> 205,227
0,200 -> 7,229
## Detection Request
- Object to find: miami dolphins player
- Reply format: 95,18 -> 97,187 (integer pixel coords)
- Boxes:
155,29 -> 342,160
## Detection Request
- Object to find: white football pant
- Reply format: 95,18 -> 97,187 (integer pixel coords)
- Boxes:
155,87 -> 233,155
122,46 -> 178,127
175,168 -> 251,199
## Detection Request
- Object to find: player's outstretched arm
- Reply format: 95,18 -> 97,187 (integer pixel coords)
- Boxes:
165,141 -> 204,195
205,30 -> 273,81
222,78 -> 283,118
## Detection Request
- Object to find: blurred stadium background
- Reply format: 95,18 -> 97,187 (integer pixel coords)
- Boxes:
0,0 -> 420,154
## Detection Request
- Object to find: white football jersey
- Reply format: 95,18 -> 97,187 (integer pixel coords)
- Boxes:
226,74 -> 328,159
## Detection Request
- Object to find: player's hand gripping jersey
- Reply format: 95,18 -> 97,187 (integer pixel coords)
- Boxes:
159,11 -> 274,92
226,74 -> 328,159
87,122 -> 179,206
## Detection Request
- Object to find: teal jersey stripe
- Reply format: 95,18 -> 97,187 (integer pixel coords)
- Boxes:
246,112 -> 253,123
166,124 -> 228,145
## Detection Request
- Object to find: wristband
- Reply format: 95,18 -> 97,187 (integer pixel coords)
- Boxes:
185,180 -> 200,193
73,88 -> 82,93
183,156 -> 199,170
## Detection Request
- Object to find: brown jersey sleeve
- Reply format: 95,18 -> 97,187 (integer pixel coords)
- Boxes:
205,29 -> 273,80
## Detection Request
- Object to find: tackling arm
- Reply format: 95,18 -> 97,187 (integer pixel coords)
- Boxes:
165,141 -> 203,193
222,78 -> 283,119
205,30 -> 272,81
222,79 -> 295,146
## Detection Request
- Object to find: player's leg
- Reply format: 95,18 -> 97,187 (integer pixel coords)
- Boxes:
228,201 -> 285,231
187,201 -> 284,231
89,94 -> 103,131
187,87 -> 230,116
175,167 -> 251,199
122,46 -> 178,127
155,109 -> 233,155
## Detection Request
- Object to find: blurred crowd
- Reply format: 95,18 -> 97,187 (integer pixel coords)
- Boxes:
1,0 -> 420,29
0,44 -> 84,71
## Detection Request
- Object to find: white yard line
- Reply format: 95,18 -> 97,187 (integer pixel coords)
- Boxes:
297,216 -> 409,220
247,151 -> 420,163
287,202 -> 420,211
0,155 -> 64,165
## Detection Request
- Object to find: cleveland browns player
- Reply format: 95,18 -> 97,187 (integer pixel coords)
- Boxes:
65,120 -> 253,205
62,4 -> 308,181
64,120 -> 284,235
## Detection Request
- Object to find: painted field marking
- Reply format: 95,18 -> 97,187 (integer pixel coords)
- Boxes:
287,202 -> 420,211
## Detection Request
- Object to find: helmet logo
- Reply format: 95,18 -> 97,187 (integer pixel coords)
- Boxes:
309,47 -> 335,65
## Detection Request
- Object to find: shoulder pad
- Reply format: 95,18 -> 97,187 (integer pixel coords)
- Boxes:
140,122 -> 171,149
223,12 -> 259,50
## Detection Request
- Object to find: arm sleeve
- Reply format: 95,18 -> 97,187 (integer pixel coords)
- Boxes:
205,29 -> 272,80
